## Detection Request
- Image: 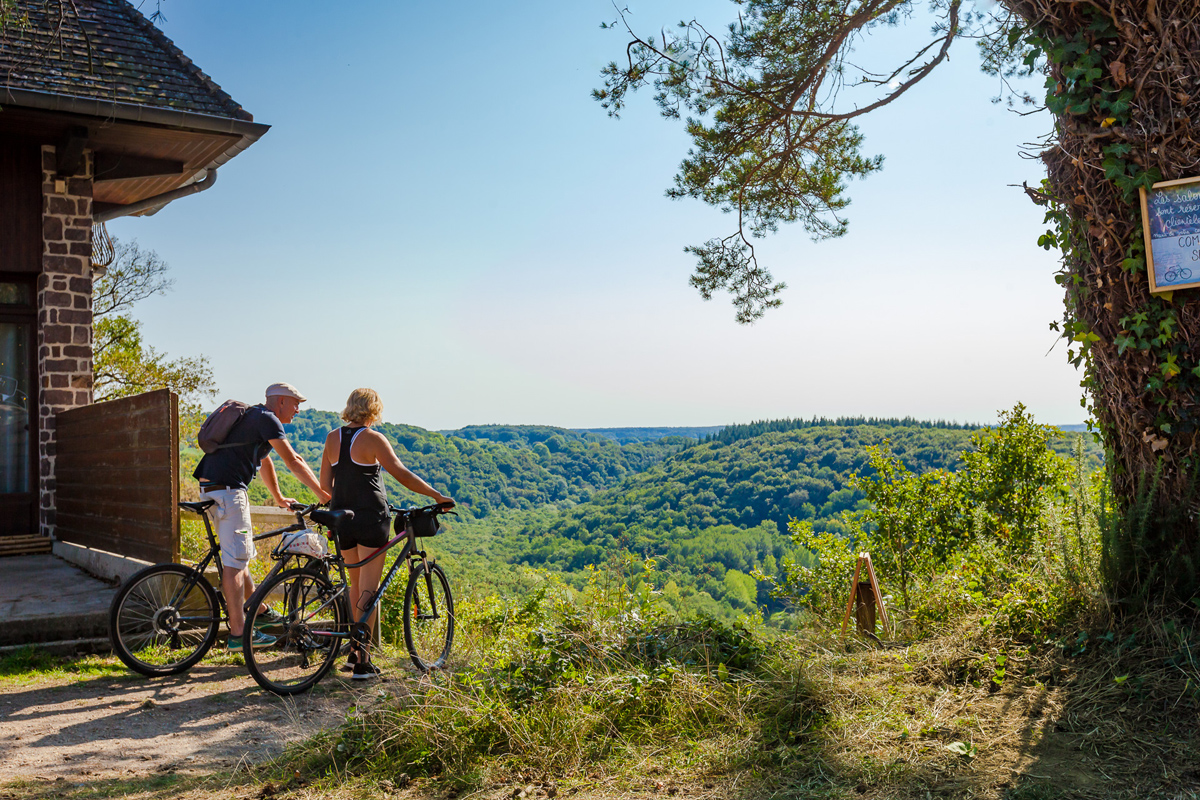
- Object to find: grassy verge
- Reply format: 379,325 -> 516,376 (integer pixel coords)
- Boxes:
5,599 -> 1200,799
0,648 -> 129,686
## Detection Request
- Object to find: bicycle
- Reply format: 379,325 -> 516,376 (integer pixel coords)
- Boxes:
108,499 -> 326,676
241,502 -> 457,695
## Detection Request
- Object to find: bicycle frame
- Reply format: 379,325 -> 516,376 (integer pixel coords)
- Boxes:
169,503 -> 313,626
306,508 -> 444,650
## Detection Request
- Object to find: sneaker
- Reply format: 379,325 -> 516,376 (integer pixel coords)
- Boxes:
228,630 -> 277,651
340,648 -> 360,673
254,608 -> 286,632
351,661 -> 381,681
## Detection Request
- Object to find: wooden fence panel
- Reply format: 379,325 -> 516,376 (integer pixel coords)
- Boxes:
55,389 -> 179,563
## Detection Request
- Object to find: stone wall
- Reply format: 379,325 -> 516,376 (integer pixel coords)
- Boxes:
38,145 -> 94,537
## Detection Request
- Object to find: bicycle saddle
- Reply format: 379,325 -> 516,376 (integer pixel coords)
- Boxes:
310,508 -> 355,531
178,500 -> 215,514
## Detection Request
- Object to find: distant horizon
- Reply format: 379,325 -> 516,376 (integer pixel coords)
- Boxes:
283,407 -> 1089,434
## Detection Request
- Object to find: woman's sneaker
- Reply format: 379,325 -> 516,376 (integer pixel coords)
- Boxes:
228,630 -> 277,651
253,608 -> 286,632
351,661 -> 381,680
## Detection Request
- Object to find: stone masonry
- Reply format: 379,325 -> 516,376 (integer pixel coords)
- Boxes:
39,144 -> 94,537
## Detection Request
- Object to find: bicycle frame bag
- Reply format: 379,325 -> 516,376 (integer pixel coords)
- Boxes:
278,529 -> 329,559
402,508 -> 440,538
197,400 -> 251,454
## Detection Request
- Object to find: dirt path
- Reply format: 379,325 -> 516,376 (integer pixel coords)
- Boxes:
0,658 -> 406,783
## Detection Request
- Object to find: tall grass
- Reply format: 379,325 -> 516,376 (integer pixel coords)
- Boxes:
282,570 -> 826,790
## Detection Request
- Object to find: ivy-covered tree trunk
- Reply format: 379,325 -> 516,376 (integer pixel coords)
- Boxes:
1008,1 -> 1200,598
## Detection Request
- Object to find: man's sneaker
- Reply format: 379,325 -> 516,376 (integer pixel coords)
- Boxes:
351,661 -> 381,681
254,608 -> 286,632
228,630 -> 277,652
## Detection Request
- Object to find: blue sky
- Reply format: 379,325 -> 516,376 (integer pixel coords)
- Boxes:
111,0 -> 1083,430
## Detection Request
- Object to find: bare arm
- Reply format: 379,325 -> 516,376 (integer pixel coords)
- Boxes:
269,438 -> 332,504
259,453 -> 291,509
364,431 -> 453,505
319,430 -> 336,499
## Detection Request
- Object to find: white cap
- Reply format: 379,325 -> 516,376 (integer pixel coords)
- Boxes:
265,382 -> 307,402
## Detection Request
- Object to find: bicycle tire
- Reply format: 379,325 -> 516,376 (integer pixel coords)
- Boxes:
243,567 -> 347,695
109,563 -> 221,676
403,562 -> 455,672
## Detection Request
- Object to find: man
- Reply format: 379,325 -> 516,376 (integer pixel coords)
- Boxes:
193,382 -> 332,651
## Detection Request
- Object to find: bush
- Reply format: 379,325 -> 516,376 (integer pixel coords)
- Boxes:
761,406 -> 1104,640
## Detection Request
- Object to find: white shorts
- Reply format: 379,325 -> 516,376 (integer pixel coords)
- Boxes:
206,487 -> 257,570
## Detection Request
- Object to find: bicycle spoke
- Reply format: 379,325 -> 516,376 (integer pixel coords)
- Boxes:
110,565 -> 219,675
245,569 -> 345,694
404,563 -> 454,672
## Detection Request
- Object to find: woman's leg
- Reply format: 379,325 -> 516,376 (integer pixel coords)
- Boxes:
349,544 -> 387,658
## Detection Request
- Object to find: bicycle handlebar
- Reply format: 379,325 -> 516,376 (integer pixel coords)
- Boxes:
387,501 -> 456,516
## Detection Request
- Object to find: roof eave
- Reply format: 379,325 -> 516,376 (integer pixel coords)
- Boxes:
1,85 -> 269,170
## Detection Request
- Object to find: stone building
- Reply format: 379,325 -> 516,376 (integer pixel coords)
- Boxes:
0,0 -> 267,542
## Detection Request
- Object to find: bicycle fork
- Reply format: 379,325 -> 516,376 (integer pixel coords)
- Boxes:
413,551 -> 440,621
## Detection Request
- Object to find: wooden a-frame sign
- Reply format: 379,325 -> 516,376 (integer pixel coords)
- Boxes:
841,552 -> 891,637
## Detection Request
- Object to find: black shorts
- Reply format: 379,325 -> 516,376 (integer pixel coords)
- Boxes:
336,516 -> 391,550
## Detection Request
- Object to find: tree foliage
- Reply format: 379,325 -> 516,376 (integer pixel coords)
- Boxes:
596,0 -> 991,321
92,239 -> 216,414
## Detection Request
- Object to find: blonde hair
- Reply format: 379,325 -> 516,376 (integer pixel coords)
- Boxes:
342,387 -> 383,426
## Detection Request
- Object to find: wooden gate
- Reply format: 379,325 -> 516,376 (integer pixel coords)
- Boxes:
55,389 -> 179,563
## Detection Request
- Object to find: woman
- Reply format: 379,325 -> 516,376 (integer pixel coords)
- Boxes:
320,387 -> 454,680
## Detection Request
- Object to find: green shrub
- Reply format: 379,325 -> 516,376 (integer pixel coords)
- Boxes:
761,406 -> 1104,639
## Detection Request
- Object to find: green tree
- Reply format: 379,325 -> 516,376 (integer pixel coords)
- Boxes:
849,443 -> 967,611
92,239 -> 216,420
599,1 -> 1200,598
960,404 -> 1068,555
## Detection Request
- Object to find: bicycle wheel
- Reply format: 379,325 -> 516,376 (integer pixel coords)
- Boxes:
243,568 -> 348,695
109,563 -> 221,676
403,562 -> 454,672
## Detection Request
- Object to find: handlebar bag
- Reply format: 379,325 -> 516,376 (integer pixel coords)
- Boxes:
404,508 -> 441,538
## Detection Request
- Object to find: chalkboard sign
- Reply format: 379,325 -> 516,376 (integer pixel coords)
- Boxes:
1139,176 -> 1200,293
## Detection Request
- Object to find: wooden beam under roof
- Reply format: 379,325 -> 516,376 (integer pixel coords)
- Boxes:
93,152 -> 186,184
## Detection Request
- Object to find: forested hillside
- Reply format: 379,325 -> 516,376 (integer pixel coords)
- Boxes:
270,412 -> 690,514
484,424 -> 977,616
235,411 -> 1100,620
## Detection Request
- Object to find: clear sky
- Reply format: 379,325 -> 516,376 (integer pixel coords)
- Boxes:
110,0 -> 1084,431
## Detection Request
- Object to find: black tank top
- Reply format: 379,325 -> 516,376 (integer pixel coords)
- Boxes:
330,427 -> 389,524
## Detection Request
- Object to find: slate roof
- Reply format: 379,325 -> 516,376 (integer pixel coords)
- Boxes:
0,0 -> 253,122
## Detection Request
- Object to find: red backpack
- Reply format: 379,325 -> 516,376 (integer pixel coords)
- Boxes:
197,400 -> 252,454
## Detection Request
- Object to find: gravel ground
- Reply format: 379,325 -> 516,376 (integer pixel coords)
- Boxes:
0,658 -> 405,783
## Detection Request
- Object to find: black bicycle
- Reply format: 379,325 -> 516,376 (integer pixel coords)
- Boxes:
108,500 -> 325,676
241,502 -> 456,695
